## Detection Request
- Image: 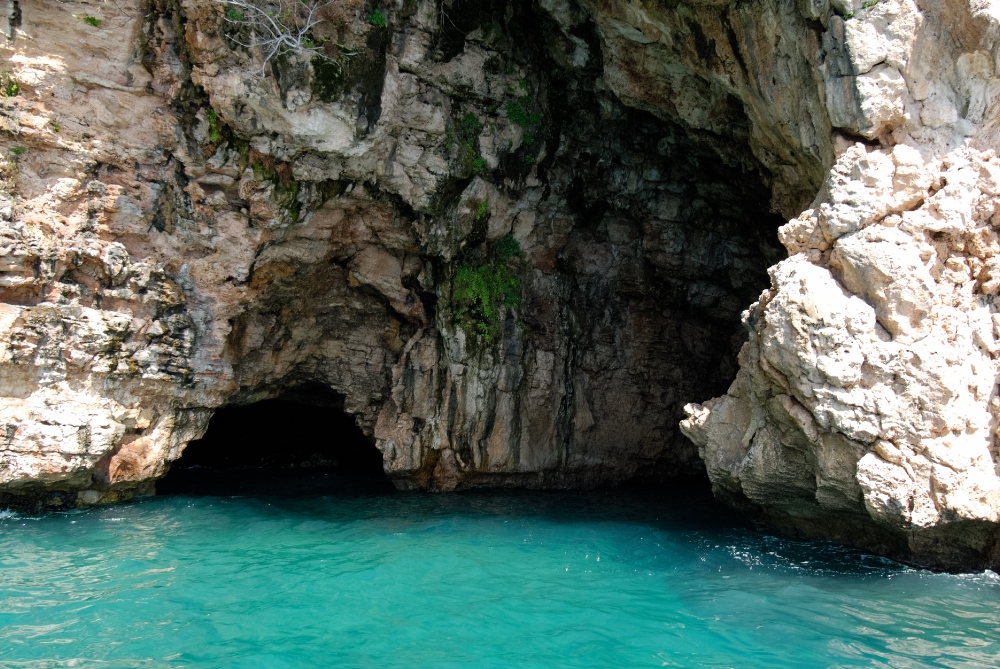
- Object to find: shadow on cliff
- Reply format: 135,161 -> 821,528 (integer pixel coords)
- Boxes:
157,383 -> 394,497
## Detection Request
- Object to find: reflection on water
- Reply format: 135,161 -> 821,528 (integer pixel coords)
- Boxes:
0,477 -> 998,668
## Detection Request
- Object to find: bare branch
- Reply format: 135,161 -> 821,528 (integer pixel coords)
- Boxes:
213,0 -> 351,77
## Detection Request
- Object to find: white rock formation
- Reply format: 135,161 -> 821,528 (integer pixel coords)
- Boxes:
682,0 -> 1000,569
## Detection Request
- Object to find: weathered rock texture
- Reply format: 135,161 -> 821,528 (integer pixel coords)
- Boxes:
2,0 -> 1000,570
682,0 -> 1000,570
0,0 -> 785,503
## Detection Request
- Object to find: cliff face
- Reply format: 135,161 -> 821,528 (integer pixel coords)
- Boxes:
681,0 -> 1000,570
2,0 -> 999,569
0,0 -> 787,499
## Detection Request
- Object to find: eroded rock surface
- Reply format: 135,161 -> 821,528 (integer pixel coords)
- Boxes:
3,0 -> 1000,570
0,0 -> 786,503
682,0 -> 1000,569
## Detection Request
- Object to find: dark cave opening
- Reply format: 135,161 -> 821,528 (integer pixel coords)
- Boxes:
158,383 -> 393,496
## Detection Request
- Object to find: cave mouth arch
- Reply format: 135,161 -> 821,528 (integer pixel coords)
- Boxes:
158,383 -> 392,496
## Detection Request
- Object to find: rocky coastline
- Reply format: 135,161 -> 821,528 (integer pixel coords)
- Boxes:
1,0 -> 999,570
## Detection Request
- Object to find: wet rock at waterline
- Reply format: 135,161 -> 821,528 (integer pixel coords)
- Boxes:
0,0 -> 999,570
679,1 -> 1000,570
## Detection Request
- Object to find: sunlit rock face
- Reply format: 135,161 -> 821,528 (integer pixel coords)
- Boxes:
681,0 -> 1000,570
2,0 -> 1000,570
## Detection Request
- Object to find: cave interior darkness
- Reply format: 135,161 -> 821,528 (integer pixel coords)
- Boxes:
157,383 -> 393,495
159,0 -> 790,498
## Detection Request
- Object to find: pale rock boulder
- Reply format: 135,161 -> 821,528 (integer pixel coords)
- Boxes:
683,0 -> 1000,569
835,225 -> 935,340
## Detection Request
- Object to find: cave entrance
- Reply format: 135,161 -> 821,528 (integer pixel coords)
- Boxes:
158,383 -> 392,495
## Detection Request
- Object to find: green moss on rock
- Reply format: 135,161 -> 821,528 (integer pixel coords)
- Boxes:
452,234 -> 523,341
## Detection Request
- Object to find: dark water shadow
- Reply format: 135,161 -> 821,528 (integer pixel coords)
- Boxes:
156,465 -> 396,497
155,468 -> 912,578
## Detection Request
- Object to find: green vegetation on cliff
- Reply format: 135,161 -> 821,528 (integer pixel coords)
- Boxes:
453,233 -> 524,341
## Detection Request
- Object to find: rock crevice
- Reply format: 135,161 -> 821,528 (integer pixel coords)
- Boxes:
0,0 -> 783,503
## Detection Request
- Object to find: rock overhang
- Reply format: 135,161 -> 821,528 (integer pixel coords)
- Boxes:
4,0 -> 1000,571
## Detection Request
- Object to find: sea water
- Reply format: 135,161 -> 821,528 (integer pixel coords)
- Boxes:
1,477 -> 998,668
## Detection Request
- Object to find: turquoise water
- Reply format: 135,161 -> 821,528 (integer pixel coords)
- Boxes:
1,479 -> 999,668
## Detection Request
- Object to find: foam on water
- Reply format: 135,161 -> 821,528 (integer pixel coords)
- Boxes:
1,481 -> 998,668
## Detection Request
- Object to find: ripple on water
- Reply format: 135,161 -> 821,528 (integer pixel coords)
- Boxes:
0,486 -> 998,669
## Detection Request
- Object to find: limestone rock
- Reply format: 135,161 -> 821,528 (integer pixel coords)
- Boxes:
683,0 -> 1000,570
0,0 -> 782,506
2,0 -> 1000,571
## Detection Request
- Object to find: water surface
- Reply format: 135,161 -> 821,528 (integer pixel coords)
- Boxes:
1,476 -> 998,668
